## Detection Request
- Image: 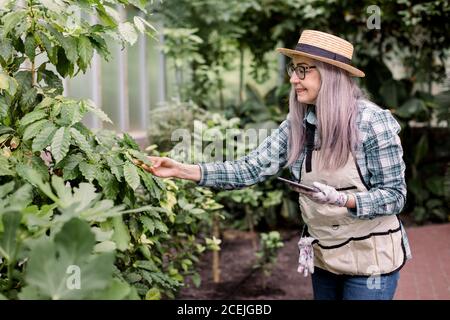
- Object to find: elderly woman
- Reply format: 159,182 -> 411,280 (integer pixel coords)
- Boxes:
138,30 -> 411,300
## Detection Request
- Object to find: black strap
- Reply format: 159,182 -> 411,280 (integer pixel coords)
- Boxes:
305,121 -> 315,173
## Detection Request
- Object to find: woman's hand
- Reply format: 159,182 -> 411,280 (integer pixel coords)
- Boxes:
133,156 -> 202,182
293,182 -> 351,207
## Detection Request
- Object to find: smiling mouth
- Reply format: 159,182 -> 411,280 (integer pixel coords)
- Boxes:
296,89 -> 307,94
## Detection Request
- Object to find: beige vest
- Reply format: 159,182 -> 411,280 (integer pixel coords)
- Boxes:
298,151 -> 406,276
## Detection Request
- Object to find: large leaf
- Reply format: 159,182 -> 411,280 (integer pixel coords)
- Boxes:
118,22 -> 138,45
111,216 -> 130,251
19,109 -> 48,128
23,119 -> 49,141
124,162 -> 140,191
51,127 -> 71,164
32,123 -> 57,152
0,211 -> 21,263
20,218 -> 115,300
77,35 -> 94,72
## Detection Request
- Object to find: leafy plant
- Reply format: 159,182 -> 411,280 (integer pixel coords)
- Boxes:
253,231 -> 284,290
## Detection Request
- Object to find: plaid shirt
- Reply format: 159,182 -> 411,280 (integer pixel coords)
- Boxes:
196,99 -> 411,259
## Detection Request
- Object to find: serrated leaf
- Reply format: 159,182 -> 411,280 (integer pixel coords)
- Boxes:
23,119 -> 49,141
25,33 -> 36,60
106,155 -> 124,181
1,10 -> 27,38
79,162 -> 97,183
83,99 -> 112,124
70,128 -> 94,159
32,124 -> 57,152
20,109 -> 48,128
124,162 -> 140,191
139,216 -> 155,234
78,35 -> 93,72
60,103 -> 84,126
118,22 -> 138,45
51,127 -> 71,164
138,170 -> 160,200
112,216 -> 130,251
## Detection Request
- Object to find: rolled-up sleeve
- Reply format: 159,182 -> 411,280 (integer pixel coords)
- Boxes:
196,119 -> 290,190
349,110 -> 407,218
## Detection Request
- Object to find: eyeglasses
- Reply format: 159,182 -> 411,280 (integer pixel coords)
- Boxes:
286,63 -> 316,80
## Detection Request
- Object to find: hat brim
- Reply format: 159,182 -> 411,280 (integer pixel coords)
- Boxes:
276,48 -> 365,78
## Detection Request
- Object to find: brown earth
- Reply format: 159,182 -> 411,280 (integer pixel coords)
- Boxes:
177,229 -> 314,300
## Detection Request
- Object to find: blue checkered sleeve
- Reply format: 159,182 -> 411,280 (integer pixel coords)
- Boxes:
196,119 -> 290,190
349,109 -> 407,218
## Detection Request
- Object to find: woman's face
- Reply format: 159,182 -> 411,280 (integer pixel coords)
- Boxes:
290,56 -> 321,104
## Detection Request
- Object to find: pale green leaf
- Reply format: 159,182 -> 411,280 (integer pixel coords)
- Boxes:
32,124 -> 57,152
124,162 -> 140,191
20,109 -> 48,128
51,127 -> 71,164
118,22 -> 138,45
23,119 -> 49,141
70,128 -> 94,159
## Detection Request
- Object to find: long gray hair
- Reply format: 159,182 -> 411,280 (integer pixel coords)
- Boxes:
285,60 -> 367,171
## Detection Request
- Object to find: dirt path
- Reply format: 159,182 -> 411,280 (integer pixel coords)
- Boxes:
177,229 -> 314,300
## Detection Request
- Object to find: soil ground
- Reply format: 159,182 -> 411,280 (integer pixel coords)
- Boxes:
177,229 -> 314,300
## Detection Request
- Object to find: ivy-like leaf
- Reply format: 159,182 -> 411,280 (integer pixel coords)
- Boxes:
32,123 -> 57,152
51,127 -> 71,164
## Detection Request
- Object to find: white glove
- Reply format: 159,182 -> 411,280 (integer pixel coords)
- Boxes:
297,236 -> 315,277
301,182 -> 349,207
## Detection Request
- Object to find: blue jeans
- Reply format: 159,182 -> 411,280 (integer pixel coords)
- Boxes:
311,267 -> 400,300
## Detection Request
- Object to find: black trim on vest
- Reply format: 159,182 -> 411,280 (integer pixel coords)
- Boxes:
310,215 -> 408,276
305,121 -> 315,173
336,186 -> 358,191
312,224 -> 402,249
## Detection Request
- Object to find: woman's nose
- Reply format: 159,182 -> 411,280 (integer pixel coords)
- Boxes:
290,72 -> 300,84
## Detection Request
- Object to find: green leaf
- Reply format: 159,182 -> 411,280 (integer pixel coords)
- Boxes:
395,98 -> 427,118
1,10 -> 27,38
20,109 -> 48,128
414,134 -> 428,165
118,22 -> 138,45
25,33 -> 36,60
23,119 -> 49,141
32,124 -> 57,152
77,36 -> 94,72
79,162 -> 97,183
20,218 -> 115,300
82,99 -> 112,124
139,216 -> 155,234
124,162 -> 140,191
51,127 -> 71,164
59,103 -> 85,126
145,287 -> 161,300
112,216 -> 130,251
0,211 -> 21,262
425,176 -> 445,197
138,170 -> 161,200
106,155 -> 124,181
70,127 -> 94,159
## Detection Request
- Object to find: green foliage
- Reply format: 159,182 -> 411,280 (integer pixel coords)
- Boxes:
0,0 -> 225,300
253,231 -> 284,289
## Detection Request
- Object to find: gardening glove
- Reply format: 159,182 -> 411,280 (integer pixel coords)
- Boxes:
301,182 -> 349,207
297,236 -> 315,277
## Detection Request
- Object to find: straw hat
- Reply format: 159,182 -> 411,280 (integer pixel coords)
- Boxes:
276,30 -> 365,77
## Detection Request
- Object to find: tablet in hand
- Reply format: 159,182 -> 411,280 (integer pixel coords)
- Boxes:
276,177 -> 319,192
